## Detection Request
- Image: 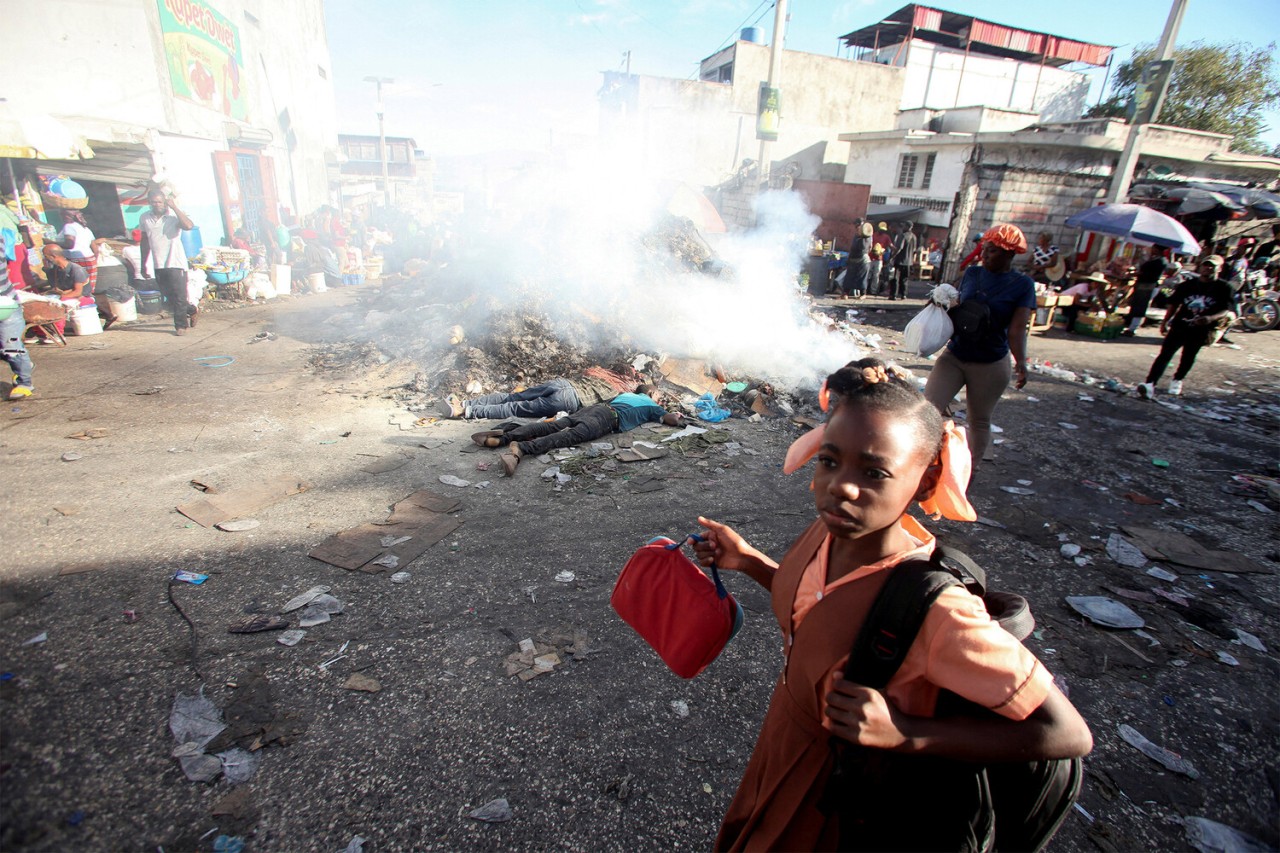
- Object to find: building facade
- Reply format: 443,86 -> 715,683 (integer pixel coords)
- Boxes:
5,0 -> 339,247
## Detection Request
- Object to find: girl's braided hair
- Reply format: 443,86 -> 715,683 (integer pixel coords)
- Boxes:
824,358 -> 945,462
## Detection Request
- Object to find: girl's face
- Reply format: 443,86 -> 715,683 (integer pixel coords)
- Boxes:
813,404 -> 938,541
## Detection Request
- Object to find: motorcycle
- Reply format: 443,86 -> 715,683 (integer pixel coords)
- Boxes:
1237,268 -> 1280,332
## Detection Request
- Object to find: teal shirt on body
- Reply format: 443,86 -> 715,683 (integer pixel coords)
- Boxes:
608,393 -> 667,432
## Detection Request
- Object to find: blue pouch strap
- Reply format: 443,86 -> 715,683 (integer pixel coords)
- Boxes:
664,533 -> 729,600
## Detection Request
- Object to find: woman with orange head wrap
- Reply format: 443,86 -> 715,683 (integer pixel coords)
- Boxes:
923,223 -> 1035,472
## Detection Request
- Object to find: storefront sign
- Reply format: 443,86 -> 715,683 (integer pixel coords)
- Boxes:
756,84 -> 780,142
1130,60 -> 1174,126
157,0 -> 247,121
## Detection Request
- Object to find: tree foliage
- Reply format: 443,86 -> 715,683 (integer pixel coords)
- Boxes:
1086,41 -> 1280,154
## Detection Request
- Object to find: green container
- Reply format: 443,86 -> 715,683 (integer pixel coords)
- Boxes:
0,301 -> 18,322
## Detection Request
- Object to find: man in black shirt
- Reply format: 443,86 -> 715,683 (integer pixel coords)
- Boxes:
1137,256 -> 1234,399
1122,245 -> 1168,336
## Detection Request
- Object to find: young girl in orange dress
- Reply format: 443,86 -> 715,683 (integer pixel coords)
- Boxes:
692,357 -> 1092,852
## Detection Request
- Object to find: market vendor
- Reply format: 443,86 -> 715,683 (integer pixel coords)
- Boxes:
1122,245 -> 1169,336
56,211 -> 97,290
1059,272 -> 1110,332
301,230 -> 342,289
42,244 -> 91,302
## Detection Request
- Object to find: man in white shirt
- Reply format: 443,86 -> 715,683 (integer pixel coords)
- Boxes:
138,190 -> 196,336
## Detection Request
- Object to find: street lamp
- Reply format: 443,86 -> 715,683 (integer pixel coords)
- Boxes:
364,76 -> 394,206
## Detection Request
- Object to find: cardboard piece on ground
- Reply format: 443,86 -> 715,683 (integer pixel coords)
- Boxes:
659,358 -> 724,397
616,444 -> 669,463
1121,525 -> 1270,574
309,490 -> 462,572
177,476 -> 311,528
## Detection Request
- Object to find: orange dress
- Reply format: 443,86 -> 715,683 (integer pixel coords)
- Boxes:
715,518 -> 1053,852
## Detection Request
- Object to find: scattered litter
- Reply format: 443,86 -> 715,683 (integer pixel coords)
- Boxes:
1000,486 -> 1036,496
22,632 -> 47,646
1077,395 -> 1095,402
1060,544 -> 1081,558
541,467 -> 560,481
66,428 -> 108,440
1106,533 -> 1147,568
212,835 -> 246,853
1183,817 -> 1269,853
1245,500 -> 1273,514
1025,396 -> 1040,402
1233,629 -> 1266,653
249,331 -> 276,343
193,356 -> 235,368
60,452 -> 82,462
473,480 -> 491,489
555,571 -> 576,583
1015,479 -> 1032,486
123,610 -> 139,623
309,490 -> 461,573
342,837 -> 366,853
975,516 -> 1007,529
174,571 -> 210,585
177,476 -> 310,528
1073,803 -> 1094,823
389,571 -> 411,584
1122,492 -> 1161,506
469,798 -> 513,823
1216,651 -> 1239,667
1152,588 -> 1191,607
1066,596 -> 1145,629
281,585 -> 330,613
670,700 -> 690,718
989,425 -> 1003,433
438,474 -> 471,487
379,535 -> 412,548
297,605 -> 331,628
616,443 -> 669,462
318,655 -> 347,670
1118,723 -> 1199,778
227,615 -> 288,634
1152,458 -> 1170,468
52,506 -> 78,516
277,630 -> 306,646
342,673 -> 382,693
217,747 -> 260,784
1058,422 -> 1078,430
371,553 -> 400,569
1133,630 -> 1161,647
1146,566 -> 1178,582
661,425 -> 708,442
133,386 -> 164,396
215,519 -> 260,532
362,454 -> 411,474
1122,525 -> 1268,574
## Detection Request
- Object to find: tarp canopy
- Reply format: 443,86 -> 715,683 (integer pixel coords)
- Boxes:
866,203 -> 922,221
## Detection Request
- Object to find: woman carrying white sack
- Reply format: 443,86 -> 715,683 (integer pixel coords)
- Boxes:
922,224 -> 1035,472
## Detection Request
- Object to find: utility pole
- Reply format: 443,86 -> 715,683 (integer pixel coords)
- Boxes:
1103,0 -> 1188,204
757,0 -> 788,189
364,76 -> 394,207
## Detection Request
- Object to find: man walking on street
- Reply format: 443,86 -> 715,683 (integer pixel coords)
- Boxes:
871,222 -> 893,294
1123,245 -> 1168,336
139,190 -> 196,336
889,222 -> 917,300
1137,256 -> 1234,399
844,218 -> 871,299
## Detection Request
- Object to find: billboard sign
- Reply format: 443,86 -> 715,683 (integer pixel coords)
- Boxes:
157,0 -> 247,121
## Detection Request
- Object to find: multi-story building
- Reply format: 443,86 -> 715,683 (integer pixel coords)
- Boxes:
5,0 -> 339,247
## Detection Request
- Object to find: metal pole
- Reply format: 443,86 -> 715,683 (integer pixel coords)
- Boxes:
757,0 -> 788,189
1103,0 -> 1189,205
365,76 -> 394,207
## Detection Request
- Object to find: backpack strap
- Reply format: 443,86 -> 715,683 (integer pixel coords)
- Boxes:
842,554 -> 960,690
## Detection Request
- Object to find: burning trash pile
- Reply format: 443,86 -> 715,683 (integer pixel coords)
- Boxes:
307,185 -> 870,417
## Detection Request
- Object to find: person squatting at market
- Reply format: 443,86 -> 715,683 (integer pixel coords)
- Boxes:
40,244 -> 114,330
1137,255 -> 1235,400
138,190 -> 197,335
474,385 -> 684,476
924,223 -> 1035,471
1123,244 -> 1170,336
689,358 -> 1092,851
439,369 -> 638,421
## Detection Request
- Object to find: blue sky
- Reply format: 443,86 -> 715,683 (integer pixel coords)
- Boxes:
323,0 -> 1280,157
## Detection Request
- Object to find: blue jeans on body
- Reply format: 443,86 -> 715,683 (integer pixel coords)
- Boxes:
467,378 -> 581,419
506,403 -> 616,456
1,309 -> 34,388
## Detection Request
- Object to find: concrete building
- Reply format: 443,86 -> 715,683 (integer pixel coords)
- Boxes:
4,0 -> 339,247
337,134 -> 433,219
841,116 -> 1280,278
599,37 -> 903,191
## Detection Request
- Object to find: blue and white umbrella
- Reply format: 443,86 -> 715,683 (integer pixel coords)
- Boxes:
1064,203 -> 1201,256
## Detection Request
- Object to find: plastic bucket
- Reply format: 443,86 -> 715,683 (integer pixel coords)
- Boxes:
109,298 -> 138,322
70,305 -> 103,335
271,264 -> 291,296
308,272 -> 327,293
137,291 -> 164,315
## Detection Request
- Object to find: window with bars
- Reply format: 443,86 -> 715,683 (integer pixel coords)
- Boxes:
896,154 -> 919,188
921,153 -> 937,189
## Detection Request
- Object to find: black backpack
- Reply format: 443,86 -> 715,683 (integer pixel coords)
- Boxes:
949,298 -> 992,341
822,546 -> 1083,852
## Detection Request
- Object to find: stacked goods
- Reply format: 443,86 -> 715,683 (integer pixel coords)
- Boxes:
41,176 -> 88,210
1073,312 -> 1125,340
193,247 -> 251,284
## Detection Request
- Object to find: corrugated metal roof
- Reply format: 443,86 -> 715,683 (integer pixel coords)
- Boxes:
10,143 -> 154,188
841,3 -> 1113,68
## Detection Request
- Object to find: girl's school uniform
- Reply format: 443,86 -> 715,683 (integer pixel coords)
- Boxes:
715,516 -> 1054,852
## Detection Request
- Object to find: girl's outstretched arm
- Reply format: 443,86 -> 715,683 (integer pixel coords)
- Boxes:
690,516 -> 779,591
825,680 -> 1092,762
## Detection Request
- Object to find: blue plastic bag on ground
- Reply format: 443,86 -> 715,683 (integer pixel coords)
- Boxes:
694,393 -> 731,423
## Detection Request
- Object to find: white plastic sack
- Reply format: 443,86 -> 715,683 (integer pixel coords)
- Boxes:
186,269 -> 207,305
928,283 -> 961,309
903,303 -> 954,357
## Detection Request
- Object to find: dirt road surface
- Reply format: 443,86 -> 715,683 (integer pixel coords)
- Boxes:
2,283 -> 1277,852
